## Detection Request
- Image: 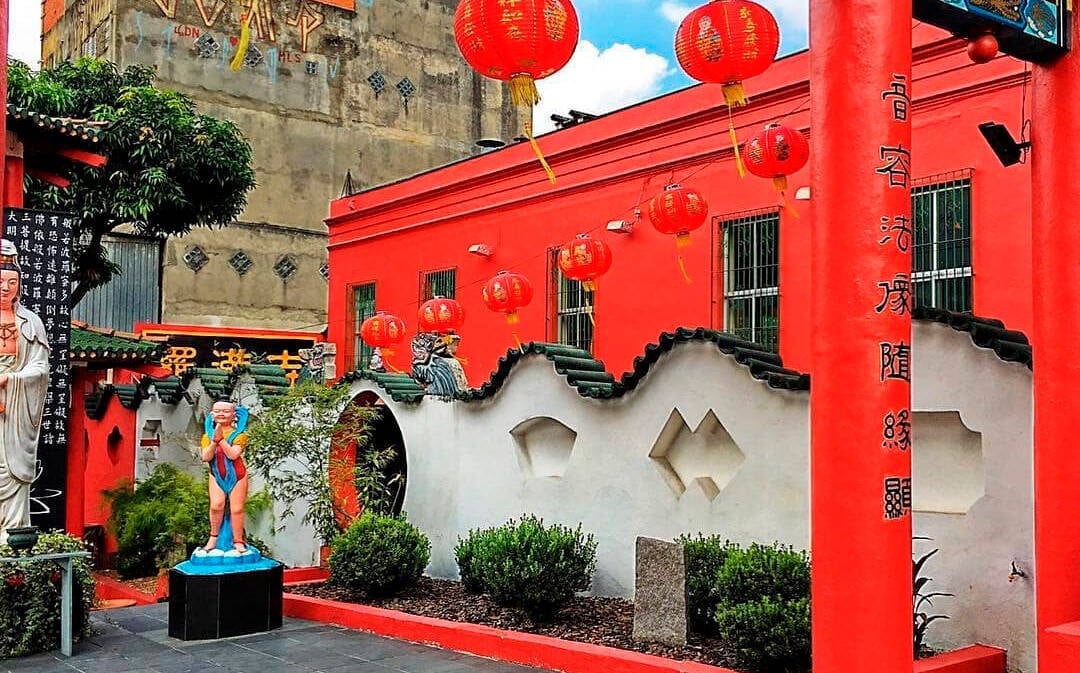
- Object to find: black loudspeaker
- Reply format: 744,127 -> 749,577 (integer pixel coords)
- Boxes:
167,565 -> 283,641
978,122 -> 1031,167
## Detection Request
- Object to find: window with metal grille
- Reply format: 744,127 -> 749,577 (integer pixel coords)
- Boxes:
349,283 -> 377,370
548,249 -> 594,353
912,171 -> 972,313
718,209 -> 780,352
419,268 -> 457,301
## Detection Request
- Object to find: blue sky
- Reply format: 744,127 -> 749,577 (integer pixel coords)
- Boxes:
534,0 -> 810,131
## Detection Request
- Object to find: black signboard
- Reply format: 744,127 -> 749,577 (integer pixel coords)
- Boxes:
3,207 -> 74,532
913,0 -> 1070,63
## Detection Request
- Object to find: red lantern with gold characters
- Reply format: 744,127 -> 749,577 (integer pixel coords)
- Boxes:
418,297 -> 465,334
743,122 -> 809,215
360,311 -> 407,370
453,0 -> 580,184
648,184 -> 710,283
675,0 -> 781,107
675,0 -> 781,177
557,234 -> 612,292
482,270 -> 534,325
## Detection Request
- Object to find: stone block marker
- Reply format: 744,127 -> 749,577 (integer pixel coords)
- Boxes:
632,536 -> 688,646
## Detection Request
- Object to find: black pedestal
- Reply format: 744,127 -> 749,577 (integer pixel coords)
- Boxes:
168,565 -> 283,640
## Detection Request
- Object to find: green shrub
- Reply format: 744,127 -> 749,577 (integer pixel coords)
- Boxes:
103,463 -> 274,578
328,513 -> 430,596
677,533 -> 737,634
716,596 -> 811,673
0,532 -> 96,658
715,543 -> 810,607
454,515 -> 597,621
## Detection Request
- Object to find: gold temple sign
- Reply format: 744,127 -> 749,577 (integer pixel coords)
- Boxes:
213,347 -> 253,372
161,346 -> 198,375
268,350 -> 304,387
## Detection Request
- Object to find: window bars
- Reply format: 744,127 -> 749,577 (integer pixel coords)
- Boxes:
419,268 -> 457,301
548,249 -> 595,353
350,283 -> 377,370
912,170 -> 973,313
718,209 -> 780,352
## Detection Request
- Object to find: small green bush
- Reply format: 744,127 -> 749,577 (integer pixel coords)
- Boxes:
0,532 -> 96,658
677,533 -> 737,634
715,543 -> 810,607
328,513 -> 430,596
454,515 -> 597,621
716,596 -> 811,673
103,464 -> 274,578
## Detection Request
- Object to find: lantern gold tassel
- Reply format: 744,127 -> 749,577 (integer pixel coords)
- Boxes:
230,10 -> 252,72
524,118 -> 557,185
722,82 -> 748,107
675,233 -> 693,285
509,74 -> 541,107
511,331 -> 525,353
382,349 -> 403,374
774,176 -> 800,219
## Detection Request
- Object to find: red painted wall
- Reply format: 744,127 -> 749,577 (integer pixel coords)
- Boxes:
327,25 -> 1032,381
67,367 -> 145,553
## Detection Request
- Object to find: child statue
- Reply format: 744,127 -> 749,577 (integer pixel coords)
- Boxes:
200,401 -> 251,554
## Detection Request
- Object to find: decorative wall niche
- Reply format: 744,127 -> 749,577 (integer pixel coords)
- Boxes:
649,409 -> 745,501
510,417 -> 577,479
913,410 -> 985,514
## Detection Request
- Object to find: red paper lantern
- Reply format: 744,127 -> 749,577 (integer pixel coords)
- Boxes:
453,0 -> 580,183
557,234 -> 612,292
648,185 -> 710,283
482,271 -> 534,324
418,297 -> 466,334
360,312 -> 406,349
674,0 -> 781,107
743,122 -> 809,193
967,33 -> 999,64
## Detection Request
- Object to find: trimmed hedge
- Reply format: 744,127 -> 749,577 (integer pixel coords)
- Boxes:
328,513 -> 429,596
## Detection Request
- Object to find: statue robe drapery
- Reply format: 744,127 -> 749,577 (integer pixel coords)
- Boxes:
0,304 -> 51,540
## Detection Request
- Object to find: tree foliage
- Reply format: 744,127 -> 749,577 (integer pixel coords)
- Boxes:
245,381 -> 402,545
6,58 -> 256,305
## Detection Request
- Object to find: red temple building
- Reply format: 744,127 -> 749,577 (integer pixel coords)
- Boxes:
326,25 -> 1028,382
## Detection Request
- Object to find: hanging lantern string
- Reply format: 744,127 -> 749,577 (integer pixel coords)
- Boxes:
510,74 -> 557,186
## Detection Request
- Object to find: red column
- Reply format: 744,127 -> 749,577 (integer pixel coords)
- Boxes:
810,2 -> 913,672
1032,8 -> 1080,672
0,0 -> 7,209
4,135 -> 22,208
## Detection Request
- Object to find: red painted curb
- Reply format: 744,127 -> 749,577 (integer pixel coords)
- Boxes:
283,566 -> 330,584
283,593 -> 736,673
913,645 -> 1006,673
284,593 -> 1006,673
94,575 -> 156,606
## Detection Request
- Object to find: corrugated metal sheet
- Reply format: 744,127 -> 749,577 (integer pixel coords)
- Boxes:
72,235 -> 162,331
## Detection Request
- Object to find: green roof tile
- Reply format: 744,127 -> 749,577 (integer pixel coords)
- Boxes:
71,326 -> 162,363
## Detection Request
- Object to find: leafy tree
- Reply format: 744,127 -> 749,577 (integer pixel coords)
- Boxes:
245,381 -> 402,545
6,58 -> 256,306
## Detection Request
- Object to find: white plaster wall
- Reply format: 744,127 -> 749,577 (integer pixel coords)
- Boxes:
912,322 -> 1034,673
347,328 -> 1033,672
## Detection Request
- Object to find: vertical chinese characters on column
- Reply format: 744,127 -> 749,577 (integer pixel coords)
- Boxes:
875,70 -> 914,521
2,208 -> 74,530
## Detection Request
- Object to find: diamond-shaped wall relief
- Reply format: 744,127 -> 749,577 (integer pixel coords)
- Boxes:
228,250 -> 254,276
274,255 -> 298,282
368,70 -> 387,95
183,246 -> 209,272
396,77 -> 416,100
649,409 -> 745,501
510,417 -> 577,479
319,261 -> 330,282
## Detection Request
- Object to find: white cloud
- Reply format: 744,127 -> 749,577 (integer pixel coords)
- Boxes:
9,0 -> 42,65
659,1 -> 693,26
534,40 -> 671,135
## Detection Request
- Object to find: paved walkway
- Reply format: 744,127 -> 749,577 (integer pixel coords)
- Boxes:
1,604 -> 551,673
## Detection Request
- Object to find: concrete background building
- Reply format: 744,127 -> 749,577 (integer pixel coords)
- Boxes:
41,0 -> 522,331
